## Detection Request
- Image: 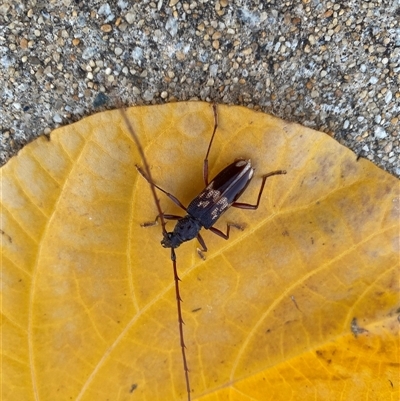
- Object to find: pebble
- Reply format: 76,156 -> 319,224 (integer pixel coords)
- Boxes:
385,91 -> 392,104
384,142 -> 393,153
142,90 -> 154,101
101,24 -> 112,32
166,16 -> 178,37
374,126 -> 387,139
53,114 -> 62,123
125,13 -> 135,24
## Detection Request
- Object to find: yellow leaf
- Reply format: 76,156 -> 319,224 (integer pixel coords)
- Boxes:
1,102 -> 399,401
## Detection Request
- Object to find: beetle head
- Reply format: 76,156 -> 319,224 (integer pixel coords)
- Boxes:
161,232 -> 181,249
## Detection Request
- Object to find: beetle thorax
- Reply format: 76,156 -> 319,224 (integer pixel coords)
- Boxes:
161,215 -> 202,249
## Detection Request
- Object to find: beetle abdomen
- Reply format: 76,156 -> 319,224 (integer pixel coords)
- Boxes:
187,159 -> 254,229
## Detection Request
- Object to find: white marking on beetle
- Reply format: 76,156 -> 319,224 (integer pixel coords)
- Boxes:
198,200 -> 210,208
248,167 -> 254,179
235,159 -> 247,167
217,197 -> 229,208
205,189 -> 221,201
211,197 -> 229,220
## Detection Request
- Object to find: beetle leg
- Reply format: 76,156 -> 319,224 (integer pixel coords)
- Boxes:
203,103 -> 219,186
141,214 -> 183,227
196,233 -> 208,259
136,165 -> 187,211
163,214 -> 184,220
196,232 -> 208,251
208,223 -> 244,240
232,170 -> 286,210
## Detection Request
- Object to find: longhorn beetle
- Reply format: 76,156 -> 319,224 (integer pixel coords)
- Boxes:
121,104 -> 286,401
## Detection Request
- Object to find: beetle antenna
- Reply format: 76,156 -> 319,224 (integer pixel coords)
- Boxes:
171,248 -> 191,399
120,107 -> 167,236
120,107 -> 191,401
203,103 -> 218,186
